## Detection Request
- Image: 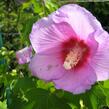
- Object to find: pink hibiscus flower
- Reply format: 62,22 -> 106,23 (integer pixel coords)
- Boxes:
16,46 -> 32,64
17,4 -> 109,94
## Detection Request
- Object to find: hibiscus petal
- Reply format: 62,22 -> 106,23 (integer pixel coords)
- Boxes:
29,54 -> 65,81
90,30 -> 109,81
16,46 -> 32,64
53,64 -> 96,94
52,4 -> 103,40
87,31 -> 98,57
30,17 -> 77,54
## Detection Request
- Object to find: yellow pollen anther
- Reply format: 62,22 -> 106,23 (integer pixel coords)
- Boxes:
63,46 -> 82,70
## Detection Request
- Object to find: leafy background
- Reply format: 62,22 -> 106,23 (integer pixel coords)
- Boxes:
0,0 -> 109,109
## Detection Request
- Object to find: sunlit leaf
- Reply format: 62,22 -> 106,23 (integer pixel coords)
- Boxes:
0,101 -> 7,109
103,80 -> 109,88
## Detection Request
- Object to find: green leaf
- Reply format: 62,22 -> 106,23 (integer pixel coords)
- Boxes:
10,88 -> 71,109
25,88 -> 71,109
32,0 -> 43,14
21,17 -> 37,44
63,83 -> 108,109
103,80 -> 109,88
22,101 -> 35,109
37,79 -> 55,90
62,91 -> 81,108
10,77 -> 71,109
90,84 -> 107,108
88,93 -> 97,109
45,1 -> 58,12
0,101 -> 7,109
7,77 -> 36,109
13,77 -> 36,92
0,33 -> 5,65
101,88 -> 109,107
106,96 -> 109,107
0,33 -> 3,48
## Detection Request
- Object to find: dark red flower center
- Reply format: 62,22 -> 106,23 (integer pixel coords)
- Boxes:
61,38 -> 90,70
